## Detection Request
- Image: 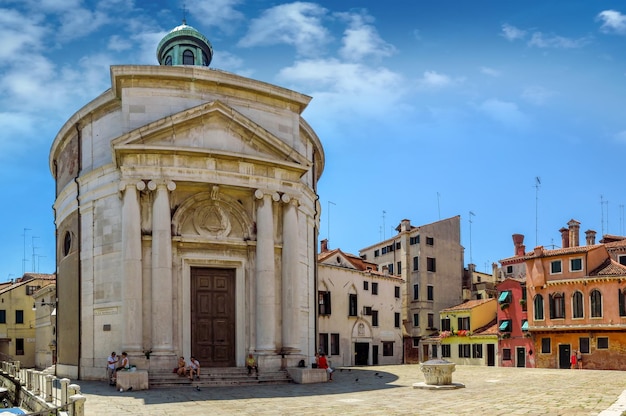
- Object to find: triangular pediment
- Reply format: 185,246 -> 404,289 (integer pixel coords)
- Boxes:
112,100 -> 310,169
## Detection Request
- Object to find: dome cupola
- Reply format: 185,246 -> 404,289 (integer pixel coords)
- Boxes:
156,20 -> 213,67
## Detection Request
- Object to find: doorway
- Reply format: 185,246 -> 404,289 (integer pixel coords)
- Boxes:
487,344 -> 495,366
558,344 -> 571,369
355,342 -> 369,365
516,347 -> 526,367
191,267 -> 236,367
372,345 -> 379,365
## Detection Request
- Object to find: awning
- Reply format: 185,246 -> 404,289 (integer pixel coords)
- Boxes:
521,320 -> 529,331
498,291 -> 510,303
499,320 -> 511,331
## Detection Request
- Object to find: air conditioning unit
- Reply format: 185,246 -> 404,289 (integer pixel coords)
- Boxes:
363,306 -> 372,316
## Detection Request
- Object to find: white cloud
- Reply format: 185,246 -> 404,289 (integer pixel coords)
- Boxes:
186,0 -> 244,33
336,11 -> 395,62
0,9 -> 48,59
56,7 -> 110,41
528,32 -> 590,49
615,130 -> 626,143
277,58 -> 405,120
417,71 -> 455,89
478,98 -> 528,128
597,10 -> 626,35
480,67 -> 501,77
501,24 -> 526,41
238,2 -> 331,57
108,35 -> 133,52
521,86 -> 555,106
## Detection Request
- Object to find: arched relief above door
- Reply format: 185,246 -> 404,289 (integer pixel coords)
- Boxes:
172,187 -> 253,240
352,318 -> 373,339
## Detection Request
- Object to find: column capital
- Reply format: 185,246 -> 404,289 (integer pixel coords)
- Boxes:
147,180 -> 176,191
118,180 -> 145,195
255,189 -> 280,201
281,194 -> 299,206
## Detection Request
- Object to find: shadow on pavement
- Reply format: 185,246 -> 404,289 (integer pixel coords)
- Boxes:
79,367 -> 401,405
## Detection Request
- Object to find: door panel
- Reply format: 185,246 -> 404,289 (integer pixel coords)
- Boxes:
192,268 -> 236,367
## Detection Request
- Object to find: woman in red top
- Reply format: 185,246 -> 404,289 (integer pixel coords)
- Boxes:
318,353 -> 333,381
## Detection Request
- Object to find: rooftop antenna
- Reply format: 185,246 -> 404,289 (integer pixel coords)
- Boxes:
601,195 -> 606,236
469,211 -> 476,265
437,192 -> 441,220
327,201 -> 336,246
181,2 -> 188,24
382,210 -> 387,240
22,228 -> 31,275
31,236 -> 39,273
534,177 -> 540,246
619,204 -> 624,235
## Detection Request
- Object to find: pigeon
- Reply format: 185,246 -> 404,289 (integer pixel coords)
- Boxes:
374,372 -> 379,376
127,387 -> 133,391
196,386 -> 201,391
355,378 -> 359,382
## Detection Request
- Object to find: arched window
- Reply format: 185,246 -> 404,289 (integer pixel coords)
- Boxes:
549,292 -> 565,319
164,55 -> 172,66
572,291 -> 584,318
63,231 -> 72,257
183,49 -> 194,65
619,288 -> 626,317
590,289 -> 602,318
534,294 -> 544,320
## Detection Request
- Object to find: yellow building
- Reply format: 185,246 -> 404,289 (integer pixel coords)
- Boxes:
0,274 -> 55,368
437,299 -> 498,366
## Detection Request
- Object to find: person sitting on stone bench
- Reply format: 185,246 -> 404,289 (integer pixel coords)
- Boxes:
246,353 -> 258,375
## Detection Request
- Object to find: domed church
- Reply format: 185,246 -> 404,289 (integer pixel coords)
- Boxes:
50,21 -> 324,379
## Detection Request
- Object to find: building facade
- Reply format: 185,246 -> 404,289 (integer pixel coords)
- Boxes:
437,299 -> 498,366
359,217 -> 464,363
0,274 -> 55,368
496,278 -> 534,367
317,241 -> 403,366
49,23 -> 324,379
33,284 -> 57,370
526,220 -> 626,370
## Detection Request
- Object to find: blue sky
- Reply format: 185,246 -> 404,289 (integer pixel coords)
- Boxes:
1,0 -> 625,281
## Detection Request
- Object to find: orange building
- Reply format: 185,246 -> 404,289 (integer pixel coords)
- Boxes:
525,220 -> 626,370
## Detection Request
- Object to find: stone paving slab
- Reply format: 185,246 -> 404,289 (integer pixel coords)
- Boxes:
78,364 -> 626,415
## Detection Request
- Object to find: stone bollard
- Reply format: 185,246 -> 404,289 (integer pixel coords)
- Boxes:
69,394 -> 86,416
60,378 -> 71,406
45,374 -> 54,402
26,369 -> 33,391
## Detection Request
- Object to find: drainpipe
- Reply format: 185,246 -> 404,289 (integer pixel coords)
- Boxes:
74,124 -> 82,380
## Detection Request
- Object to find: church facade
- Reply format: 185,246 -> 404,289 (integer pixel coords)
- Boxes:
49,23 -> 324,379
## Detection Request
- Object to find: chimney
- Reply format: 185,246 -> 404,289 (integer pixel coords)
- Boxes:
568,219 -> 581,247
559,227 -> 570,249
512,234 -> 525,256
585,229 -> 597,246
320,239 -> 329,253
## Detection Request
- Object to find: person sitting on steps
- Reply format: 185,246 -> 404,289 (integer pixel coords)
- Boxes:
177,356 -> 187,377
246,353 -> 258,376
187,356 -> 200,380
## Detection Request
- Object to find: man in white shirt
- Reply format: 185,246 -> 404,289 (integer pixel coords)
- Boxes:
187,356 -> 200,380
107,352 -> 118,385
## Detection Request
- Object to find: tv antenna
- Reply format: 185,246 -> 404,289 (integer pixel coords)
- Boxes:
534,177 -> 540,246
469,211 -> 476,265
382,210 -> 387,240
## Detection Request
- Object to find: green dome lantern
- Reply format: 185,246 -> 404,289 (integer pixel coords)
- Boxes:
157,21 -> 213,67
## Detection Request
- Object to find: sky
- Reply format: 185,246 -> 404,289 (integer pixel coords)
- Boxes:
1,0 -> 625,281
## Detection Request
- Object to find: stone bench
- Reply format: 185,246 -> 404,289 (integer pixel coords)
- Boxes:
116,370 -> 149,391
286,368 -> 328,384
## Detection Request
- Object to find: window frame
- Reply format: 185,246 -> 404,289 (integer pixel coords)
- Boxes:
597,337 -> 609,350
394,312 -> 401,328
372,282 -> 379,295
541,338 -> 551,354
550,260 -> 562,275
579,337 -> 590,354
382,341 -> 394,356
413,284 -> 419,300
441,344 -> 451,358
572,291 -> 584,319
394,286 -> 400,298
549,292 -> 565,319
570,257 -> 583,272
534,294 -> 544,320
372,310 -> 379,327
427,285 -> 434,301
427,257 -> 436,272
502,348 -> 511,360
318,291 -> 331,315
348,294 -> 358,317
413,313 -> 420,327
458,344 -> 471,358
15,310 -> 24,324
590,289 -> 603,318
413,256 -> 419,271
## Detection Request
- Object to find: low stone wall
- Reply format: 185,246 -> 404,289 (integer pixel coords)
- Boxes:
286,368 -> 328,384
116,370 -> 149,391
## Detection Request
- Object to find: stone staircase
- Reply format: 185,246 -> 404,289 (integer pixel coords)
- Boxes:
149,367 -> 292,388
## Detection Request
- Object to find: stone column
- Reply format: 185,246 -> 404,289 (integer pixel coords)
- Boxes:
254,189 -> 279,352
120,181 -> 145,352
149,180 -> 176,354
281,194 -> 300,352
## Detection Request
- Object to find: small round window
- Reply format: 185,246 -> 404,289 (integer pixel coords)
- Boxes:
63,231 -> 72,256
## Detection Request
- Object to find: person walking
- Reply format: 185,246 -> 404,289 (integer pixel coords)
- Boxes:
577,350 -> 583,369
570,350 -> 578,369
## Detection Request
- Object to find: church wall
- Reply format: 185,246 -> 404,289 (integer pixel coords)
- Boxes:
55,212 -> 80,379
